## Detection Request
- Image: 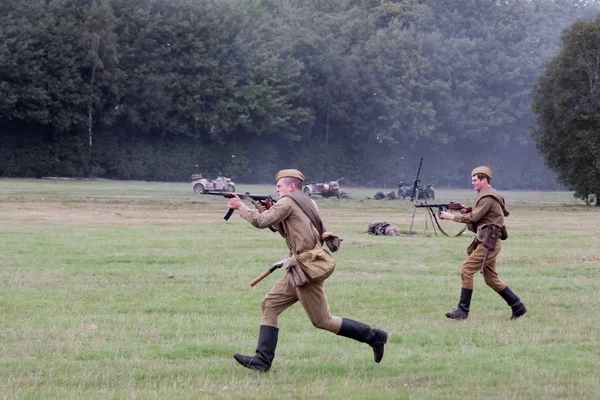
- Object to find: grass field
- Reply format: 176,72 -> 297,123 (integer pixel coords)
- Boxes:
1,178 -> 599,399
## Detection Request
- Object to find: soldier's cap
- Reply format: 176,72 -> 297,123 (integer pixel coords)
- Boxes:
275,169 -> 305,182
471,166 -> 493,179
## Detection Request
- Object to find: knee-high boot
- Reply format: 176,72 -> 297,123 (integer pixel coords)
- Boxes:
337,318 -> 388,363
498,286 -> 527,320
233,325 -> 278,372
445,288 -> 472,320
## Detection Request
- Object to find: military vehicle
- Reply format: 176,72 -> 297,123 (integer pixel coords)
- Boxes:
303,177 -> 343,198
398,181 -> 435,200
191,174 -> 235,193
422,183 -> 435,200
397,182 -> 412,199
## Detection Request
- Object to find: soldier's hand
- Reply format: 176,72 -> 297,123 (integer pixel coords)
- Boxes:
227,193 -> 243,209
258,197 -> 273,212
262,197 -> 274,210
460,207 -> 472,214
440,211 -> 455,221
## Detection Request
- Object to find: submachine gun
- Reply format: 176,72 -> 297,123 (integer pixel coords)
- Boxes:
415,202 -> 465,219
201,190 -> 277,220
409,201 -> 468,237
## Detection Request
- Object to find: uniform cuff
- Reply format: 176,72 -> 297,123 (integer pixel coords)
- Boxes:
238,203 -> 253,221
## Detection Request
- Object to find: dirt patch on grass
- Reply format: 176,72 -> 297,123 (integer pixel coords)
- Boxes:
1,197 -> 225,226
577,256 -> 600,264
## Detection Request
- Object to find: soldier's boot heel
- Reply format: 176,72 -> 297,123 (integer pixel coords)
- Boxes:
510,303 -> 527,320
445,288 -> 472,320
445,309 -> 469,320
368,328 -> 388,363
233,325 -> 278,372
337,318 -> 388,363
498,286 -> 527,320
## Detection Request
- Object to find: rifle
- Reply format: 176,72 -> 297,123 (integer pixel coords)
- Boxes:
201,190 -> 277,220
415,202 -> 465,219
410,156 -> 424,202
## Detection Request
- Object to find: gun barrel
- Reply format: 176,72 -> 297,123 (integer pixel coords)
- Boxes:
239,194 -> 276,202
410,156 -> 424,202
200,191 -> 278,221
201,190 -> 277,201
414,203 -> 448,208
415,202 -> 463,209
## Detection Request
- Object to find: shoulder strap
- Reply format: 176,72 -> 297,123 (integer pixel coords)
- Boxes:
479,193 -> 510,217
286,192 -> 326,235
494,196 -> 510,217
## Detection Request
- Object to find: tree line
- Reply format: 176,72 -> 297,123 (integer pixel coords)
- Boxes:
1,0 -> 599,189
532,15 -> 600,205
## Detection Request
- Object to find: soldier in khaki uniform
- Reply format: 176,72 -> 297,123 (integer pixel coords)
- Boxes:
440,166 -> 527,320
227,169 -> 388,372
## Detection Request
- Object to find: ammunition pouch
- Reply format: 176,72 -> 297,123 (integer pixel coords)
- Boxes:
500,225 -> 508,241
476,224 -> 502,251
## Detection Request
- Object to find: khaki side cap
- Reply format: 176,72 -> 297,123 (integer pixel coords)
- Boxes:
471,166 -> 493,178
275,169 -> 305,182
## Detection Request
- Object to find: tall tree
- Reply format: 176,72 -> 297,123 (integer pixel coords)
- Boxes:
81,0 -> 119,150
532,17 -> 600,206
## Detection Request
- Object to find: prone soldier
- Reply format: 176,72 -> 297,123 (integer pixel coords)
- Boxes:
368,221 -> 400,236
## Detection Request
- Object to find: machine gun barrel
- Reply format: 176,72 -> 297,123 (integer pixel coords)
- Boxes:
201,190 -> 277,220
410,156 -> 424,202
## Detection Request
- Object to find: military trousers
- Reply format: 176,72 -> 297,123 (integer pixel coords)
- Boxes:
460,240 -> 506,292
261,272 -> 342,334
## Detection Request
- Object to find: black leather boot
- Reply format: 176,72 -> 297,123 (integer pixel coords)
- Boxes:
498,286 -> 527,320
233,325 -> 278,372
337,318 -> 388,363
445,288 -> 473,320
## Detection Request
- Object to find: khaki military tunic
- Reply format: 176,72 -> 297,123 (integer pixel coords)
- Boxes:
238,195 -> 342,333
452,187 -> 507,291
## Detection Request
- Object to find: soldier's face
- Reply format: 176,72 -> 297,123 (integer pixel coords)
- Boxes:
276,179 -> 294,197
471,175 -> 488,192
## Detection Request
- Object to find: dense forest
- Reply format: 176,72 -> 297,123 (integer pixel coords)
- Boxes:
1,0 -> 599,188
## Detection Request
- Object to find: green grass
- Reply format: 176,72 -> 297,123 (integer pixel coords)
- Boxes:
1,178 -> 599,399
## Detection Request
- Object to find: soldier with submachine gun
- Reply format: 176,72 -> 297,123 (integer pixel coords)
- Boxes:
201,190 -> 276,221
439,166 -> 527,321
202,169 -> 388,372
